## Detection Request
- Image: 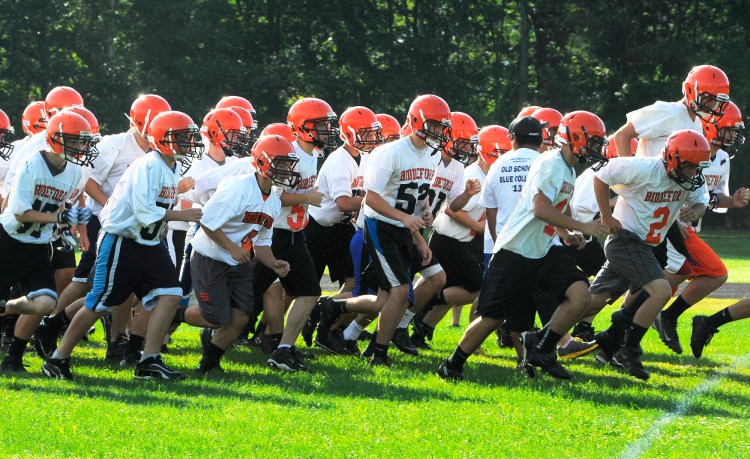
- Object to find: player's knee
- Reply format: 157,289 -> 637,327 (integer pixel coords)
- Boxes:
566,282 -> 591,308
645,279 -> 671,304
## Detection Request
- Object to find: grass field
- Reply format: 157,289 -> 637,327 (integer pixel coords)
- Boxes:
2,233 -> 750,458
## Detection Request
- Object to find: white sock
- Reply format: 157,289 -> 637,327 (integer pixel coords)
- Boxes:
277,344 -> 291,350
139,353 -> 159,362
398,309 -> 416,329
51,349 -> 64,360
558,336 -> 573,348
343,321 -> 365,341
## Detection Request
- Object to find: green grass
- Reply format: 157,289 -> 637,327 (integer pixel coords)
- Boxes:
2,299 -> 750,458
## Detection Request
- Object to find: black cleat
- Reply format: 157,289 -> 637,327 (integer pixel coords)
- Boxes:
358,330 -> 373,342
134,355 -> 185,380
571,322 -> 596,343
268,346 -> 308,372
391,327 -> 418,356
253,332 -> 278,356
411,319 -> 434,349
105,334 -> 130,362
652,313 -> 683,354
315,329 -> 349,355
315,297 -> 343,343
436,359 -> 463,381
33,319 -> 59,359
200,328 -> 213,356
612,345 -> 650,380
369,354 -> 391,367
343,338 -> 360,356
302,300 -> 323,347
516,359 -> 537,378
690,315 -> 719,359
495,326 -> 514,348
594,330 -> 620,364
0,355 -> 27,373
409,330 -> 432,350
196,358 -> 224,375
361,331 -> 378,358
120,351 -> 141,367
42,357 -> 73,380
521,331 -> 571,380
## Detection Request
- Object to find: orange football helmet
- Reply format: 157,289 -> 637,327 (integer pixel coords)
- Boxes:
662,129 -> 711,191
683,65 -> 730,123
227,106 -> 257,147
22,101 -> 47,135
604,135 -> 639,159
46,111 -> 97,166
376,114 -> 400,143
703,101 -> 744,154
339,106 -> 383,153
259,123 -> 296,143
518,105 -> 541,117
148,111 -> 204,173
0,109 -> 14,160
447,112 -> 479,165
531,107 -> 563,147
130,94 -> 171,137
556,111 -> 608,169
287,97 -> 338,149
407,94 -> 451,153
252,134 -> 300,188
201,108 -> 248,157
45,86 -> 84,116
477,125 -> 511,166
216,96 -> 256,119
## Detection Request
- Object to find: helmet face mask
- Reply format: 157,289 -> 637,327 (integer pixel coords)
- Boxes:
0,120 -> 14,160
163,126 -> 204,173
662,129 -> 712,191
52,131 -> 98,166
214,119 -> 248,158
715,125 -> 745,154
348,125 -> 383,153
669,156 -> 707,191
578,129 -> 609,171
301,116 -> 339,149
267,155 -> 301,188
450,136 -> 479,165
692,91 -> 730,123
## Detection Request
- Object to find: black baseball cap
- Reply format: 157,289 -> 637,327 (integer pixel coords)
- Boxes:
508,116 -> 543,137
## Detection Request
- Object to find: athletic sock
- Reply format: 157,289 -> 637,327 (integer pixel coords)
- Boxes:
172,307 -> 186,325
139,353 -> 159,362
447,345 -> 470,370
51,349 -> 65,360
7,336 -> 28,359
397,309 -> 416,329
535,327 -> 563,353
373,342 -> 389,359
45,310 -> 70,331
332,299 -> 348,314
424,290 -> 447,309
343,321 -> 365,341
269,333 -> 283,350
706,308 -> 734,329
622,292 -> 648,321
624,323 -> 648,348
205,343 -> 226,361
661,295 -> 692,321
277,344 -> 291,350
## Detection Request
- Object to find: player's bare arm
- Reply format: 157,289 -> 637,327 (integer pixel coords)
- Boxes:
532,191 -> 609,239
612,121 -> 639,158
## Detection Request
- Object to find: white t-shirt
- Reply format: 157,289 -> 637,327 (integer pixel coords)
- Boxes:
479,147 -> 540,253
571,167 -> 599,223
309,146 -> 363,226
628,101 -> 703,158
86,131 -> 147,215
495,150 -> 575,258
191,157 -> 256,206
364,136 -> 441,227
0,137 -> 30,189
0,151 -> 83,244
595,156 -> 709,246
274,141 -> 318,232
191,174 -> 281,266
354,151 -> 372,230
427,156 -> 466,218
99,151 -> 178,246
1,131 -> 47,198
433,161 -> 485,242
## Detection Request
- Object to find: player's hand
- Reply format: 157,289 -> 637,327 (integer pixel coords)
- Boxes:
585,220 -> 611,240
78,227 -> 90,252
421,208 -> 434,227
562,232 -> 586,250
401,214 -> 425,233
306,187 -> 324,207
230,246 -> 252,264
731,187 -> 750,208
76,207 -> 92,225
273,260 -> 291,278
418,242 -> 432,266
181,208 -> 203,222
465,178 -> 481,196
57,207 -> 79,225
679,206 -> 699,223
178,177 -> 195,194
600,215 -> 622,234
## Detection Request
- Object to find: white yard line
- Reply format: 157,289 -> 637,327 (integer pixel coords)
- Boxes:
621,352 -> 750,459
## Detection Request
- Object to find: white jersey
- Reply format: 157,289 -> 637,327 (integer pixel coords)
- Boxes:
0,151 -> 83,243
427,157 -> 466,218
433,161 -> 485,242
628,101 -> 703,158
354,151 -> 372,230
309,146 -> 363,226
191,174 -> 281,266
86,131 -> 146,215
595,156 -> 709,246
1,131 -> 47,198
274,141 -> 318,232
191,157 -> 256,206
99,151 -> 178,246
0,137 -> 30,189
479,147 -> 540,253
495,150 -> 575,258
364,136 -> 440,227
571,167 -> 599,223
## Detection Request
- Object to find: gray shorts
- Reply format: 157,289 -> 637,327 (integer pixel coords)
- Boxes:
190,251 -> 256,325
589,229 -> 665,299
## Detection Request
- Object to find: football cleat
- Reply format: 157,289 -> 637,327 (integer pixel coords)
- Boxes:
268,346 -> 308,372
521,331 -> 571,380
690,315 -> 719,359
557,337 -> 598,360
436,359 -> 464,381
134,355 -> 185,381
391,327 -> 419,356
611,346 -> 650,380
42,357 -> 73,380
0,355 -> 27,373
652,313 -> 683,354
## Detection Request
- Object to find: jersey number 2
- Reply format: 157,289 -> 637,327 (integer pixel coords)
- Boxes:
645,206 -> 670,244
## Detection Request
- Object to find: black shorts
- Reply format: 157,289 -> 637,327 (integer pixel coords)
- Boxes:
304,216 -> 355,283
476,247 -> 588,321
429,232 -> 483,292
362,218 -> 413,291
0,225 -> 56,300
170,228 -> 187,277
84,233 -> 181,312
191,251 -> 255,325
564,238 -> 607,278
505,288 -> 559,332
50,237 -> 77,270
72,216 -> 102,282
254,228 -> 322,302
408,234 -> 442,280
